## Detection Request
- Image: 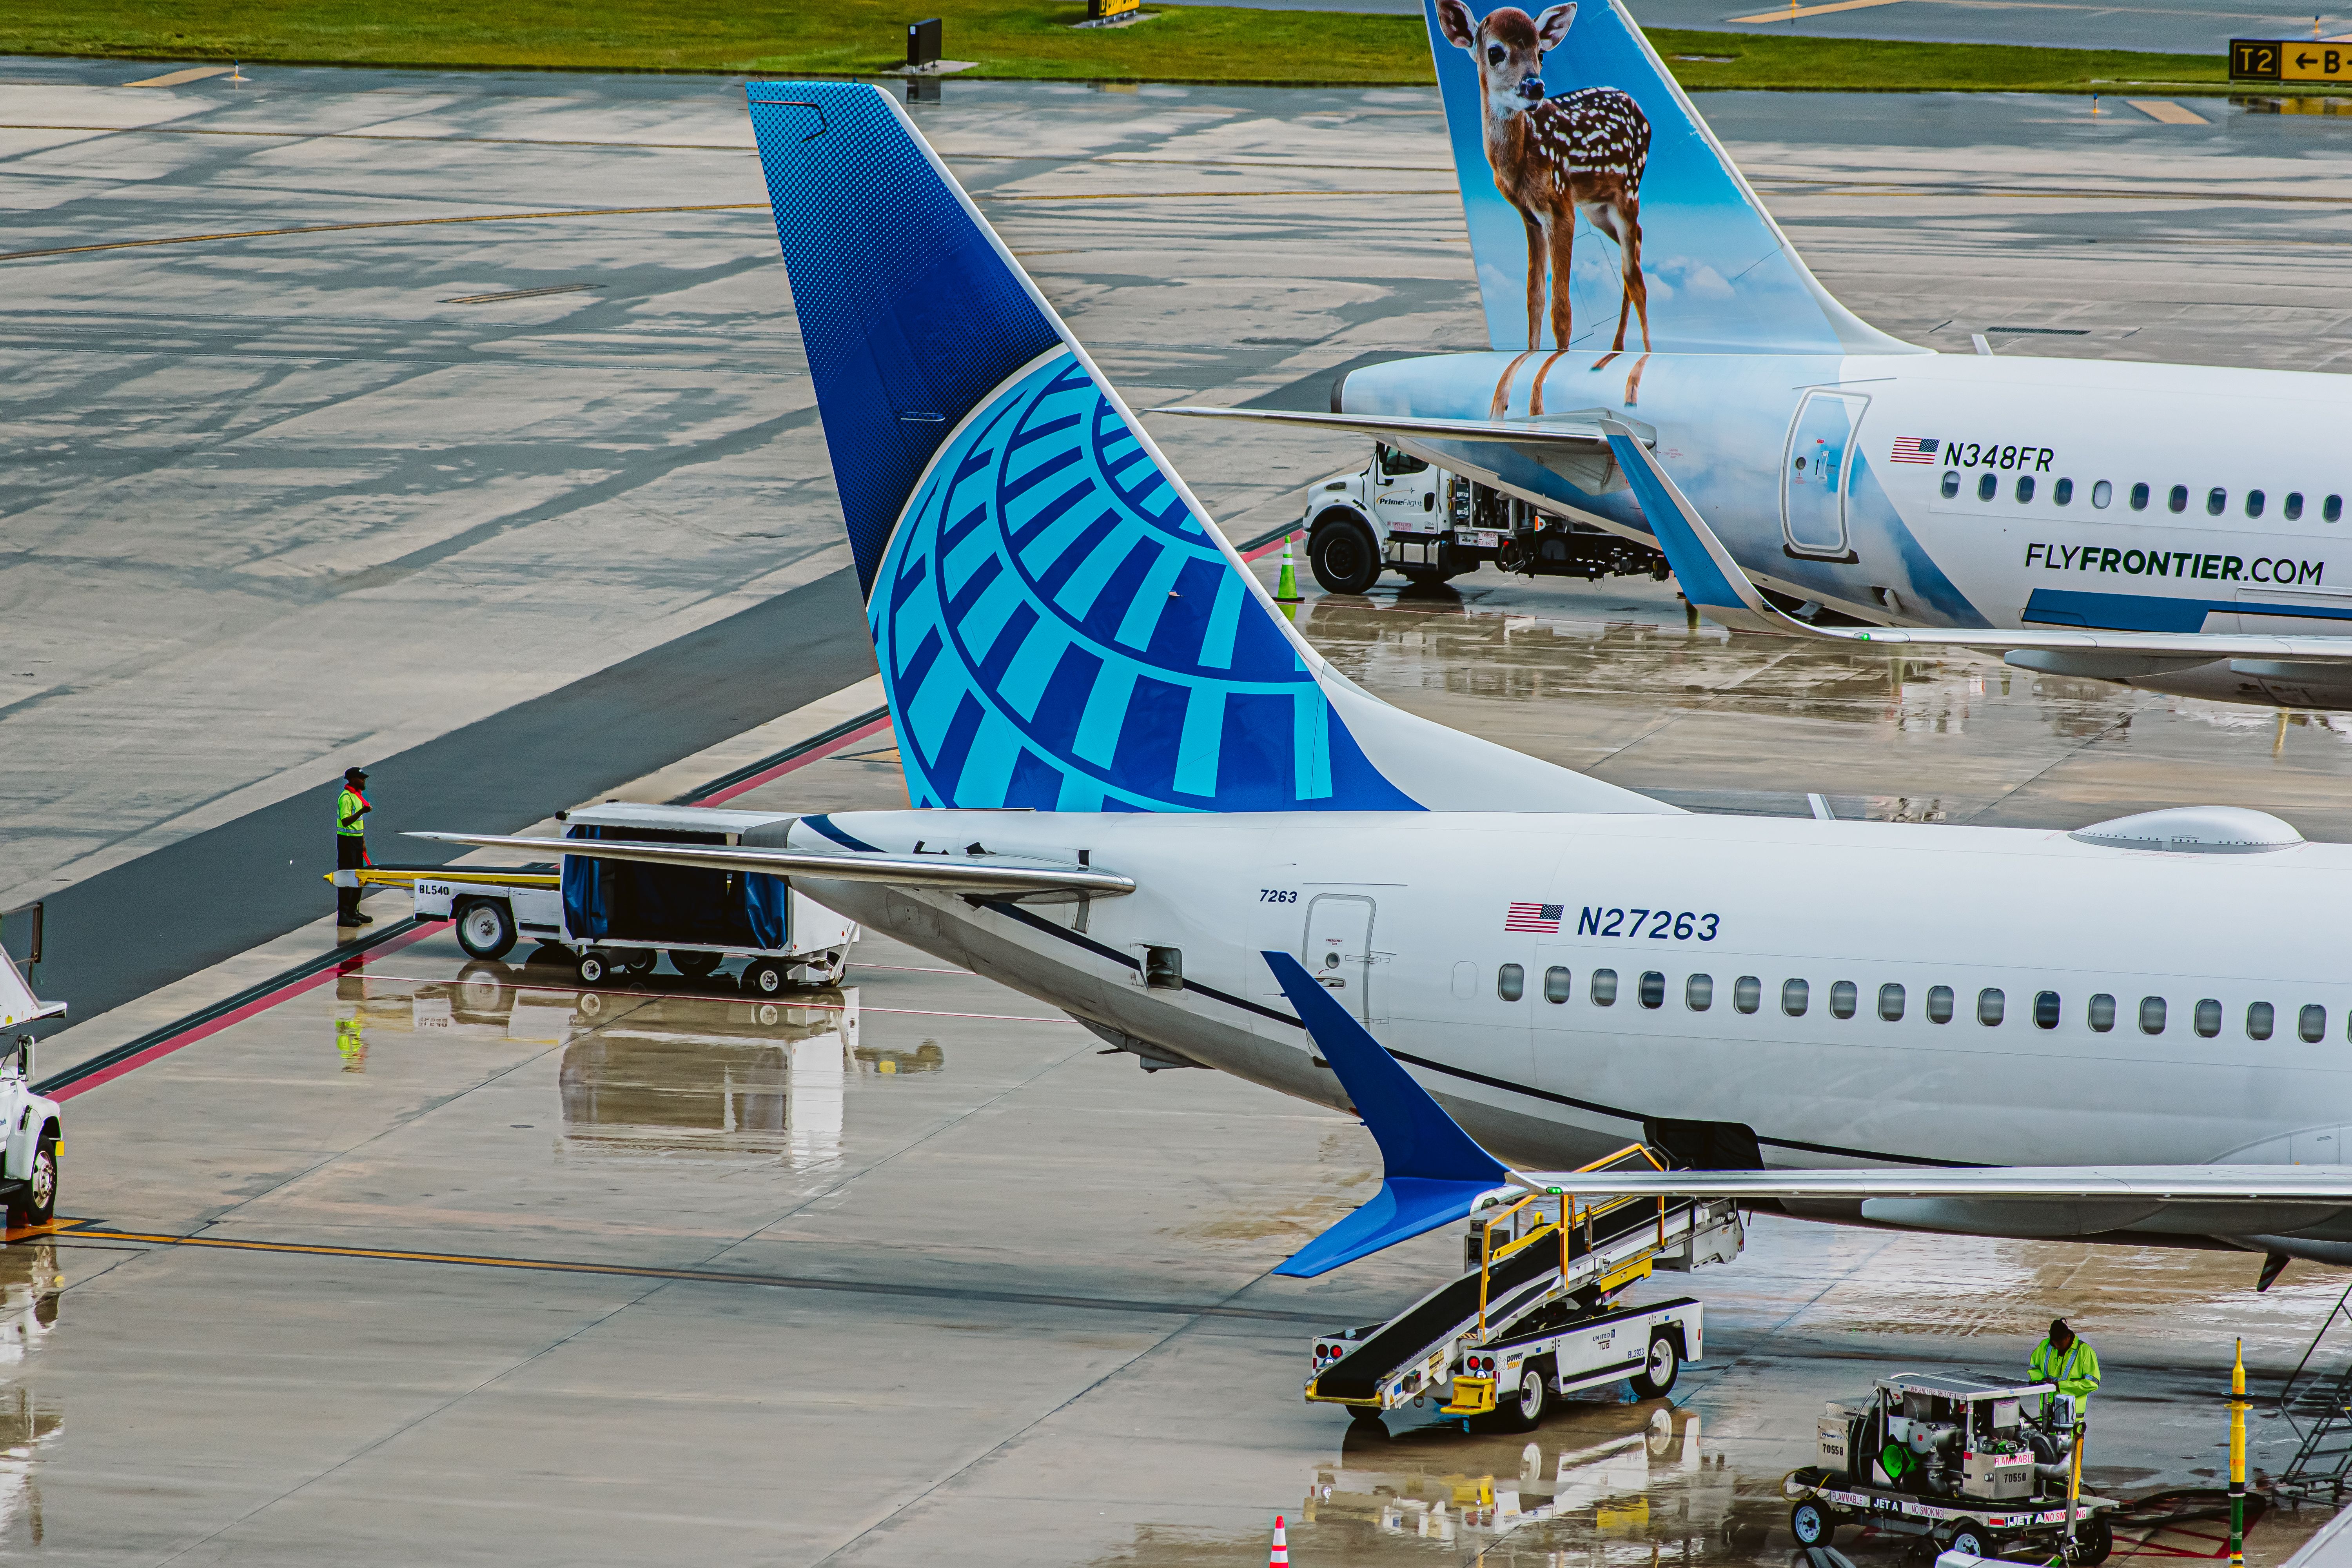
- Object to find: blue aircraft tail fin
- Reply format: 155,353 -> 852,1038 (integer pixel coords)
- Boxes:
748,82 -> 1673,818
1424,0 -> 1918,356
1263,951 -> 1513,1277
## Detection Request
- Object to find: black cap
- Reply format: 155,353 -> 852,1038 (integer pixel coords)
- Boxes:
344,767 -> 369,784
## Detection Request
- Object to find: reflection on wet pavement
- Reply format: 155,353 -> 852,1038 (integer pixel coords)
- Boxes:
1286,577 -> 2352,838
0,1243 -> 61,1550
326,958 -> 930,1169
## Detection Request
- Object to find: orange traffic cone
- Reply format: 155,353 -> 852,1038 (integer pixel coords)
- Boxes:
1269,1514 -> 1289,1567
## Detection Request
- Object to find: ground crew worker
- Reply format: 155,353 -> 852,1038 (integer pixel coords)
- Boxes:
336,767 -> 373,927
2032,1317 -> 2101,1424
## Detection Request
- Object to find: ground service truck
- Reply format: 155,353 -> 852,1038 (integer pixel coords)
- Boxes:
1299,444 -> 1670,595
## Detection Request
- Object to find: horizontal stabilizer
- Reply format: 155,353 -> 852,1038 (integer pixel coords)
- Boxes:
1263,950 -> 1513,1276
407,831 -> 1132,899
1606,418 -> 2352,665
1514,1164 -> 2352,1203
1153,404 -> 1620,449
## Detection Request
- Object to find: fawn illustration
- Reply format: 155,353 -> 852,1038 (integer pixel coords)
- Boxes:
1438,0 -> 1652,368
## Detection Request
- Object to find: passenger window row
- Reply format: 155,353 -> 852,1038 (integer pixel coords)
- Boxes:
1500,965 -> 2335,1040
1941,470 -> 2343,523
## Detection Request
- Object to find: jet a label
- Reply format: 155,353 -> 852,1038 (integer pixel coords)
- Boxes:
2026,543 -> 2325,584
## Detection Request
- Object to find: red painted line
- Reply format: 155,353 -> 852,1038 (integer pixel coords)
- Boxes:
53,923 -> 442,1101
698,715 -> 893,805
1243,532 -> 1298,562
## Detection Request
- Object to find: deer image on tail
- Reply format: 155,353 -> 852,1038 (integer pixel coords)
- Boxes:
1439,0 -> 1651,377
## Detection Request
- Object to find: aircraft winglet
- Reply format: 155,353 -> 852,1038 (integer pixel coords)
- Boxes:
1601,419 -> 1794,637
1262,950 -> 1513,1277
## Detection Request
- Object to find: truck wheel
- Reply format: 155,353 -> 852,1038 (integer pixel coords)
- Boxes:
1631,1332 -> 1681,1399
17,1131 -> 56,1227
454,899 -> 518,960
1501,1367 -> 1549,1430
2074,1516 -> 2114,1565
577,950 -> 611,985
670,950 -> 722,979
1310,521 -> 1381,595
1790,1501 -> 1833,1548
743,958 -> 789,997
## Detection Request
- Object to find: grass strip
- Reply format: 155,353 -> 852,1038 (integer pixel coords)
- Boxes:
0,0 -> 2308,93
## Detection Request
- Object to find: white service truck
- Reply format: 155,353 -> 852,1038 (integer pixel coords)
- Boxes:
0,935 -> 62,1229
1299,444 -> 1670,595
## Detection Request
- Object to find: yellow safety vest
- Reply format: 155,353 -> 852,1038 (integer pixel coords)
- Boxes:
2031,1338 -> 2101,1416
338,788 -> 368,836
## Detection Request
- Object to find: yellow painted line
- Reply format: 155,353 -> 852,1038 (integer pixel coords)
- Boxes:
0,123 -> 753,152
0,201 -> 769,265
985,189 -> 1453,202
1729,0 -> 1905,21
2129,98 -> 2211,123
54,1227 -> 1325,1321
121,66 -> 232,88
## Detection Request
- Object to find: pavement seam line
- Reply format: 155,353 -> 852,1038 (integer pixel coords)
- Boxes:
804,1258 -> 1302,1568
148,1270 -> 680,1566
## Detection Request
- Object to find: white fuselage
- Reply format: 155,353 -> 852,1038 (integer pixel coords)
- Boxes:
795,808 -> 2352,1205
1357,352 -> 2352,703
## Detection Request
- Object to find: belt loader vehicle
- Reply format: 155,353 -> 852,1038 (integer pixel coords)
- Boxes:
1306,1147 -> 1740,1431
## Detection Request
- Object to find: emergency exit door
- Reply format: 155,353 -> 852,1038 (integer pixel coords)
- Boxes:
1302,895 -> 1379,1023
1782,390 -> 1869,560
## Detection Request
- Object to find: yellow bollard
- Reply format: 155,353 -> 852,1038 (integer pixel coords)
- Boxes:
2231,1338 -> 2248,1568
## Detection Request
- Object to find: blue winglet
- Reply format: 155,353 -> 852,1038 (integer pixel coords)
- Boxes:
1263,951 -> 1511,1277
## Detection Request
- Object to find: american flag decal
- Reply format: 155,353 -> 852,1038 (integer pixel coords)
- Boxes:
1504,902 -> 1564,933
1890,436 -> 1939,464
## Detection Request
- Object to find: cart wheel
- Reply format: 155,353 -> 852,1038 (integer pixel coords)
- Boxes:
670,950 -> 722,980
1790,1501 -> 1833,1548
2074,1516 -> 2114,1566
743,959 -> 789,997
1501,1367 -> 1549,1431
1946,1523 -> 1991,1558
1631,1332 -> 1681,1399
454,899 -> 517,961
577,950 -> 610,986
615,948 -> 657,977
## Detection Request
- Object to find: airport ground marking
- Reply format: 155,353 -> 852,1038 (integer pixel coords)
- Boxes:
47,1227 -> 1327,1323
1730,0 -> 1906,19
0,202 -> 770,265
683,709 -> 892,807
39,920 -> 441,1100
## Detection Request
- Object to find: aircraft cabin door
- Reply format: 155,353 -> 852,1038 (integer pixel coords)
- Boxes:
1302,895 -> 1379,1023
1782,390 -> 1869,562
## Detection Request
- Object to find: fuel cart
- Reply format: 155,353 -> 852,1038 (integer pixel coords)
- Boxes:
1789,1371 -> 2117,1563
333,803 -> 857,994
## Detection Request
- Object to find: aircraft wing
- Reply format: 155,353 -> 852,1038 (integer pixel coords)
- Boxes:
406,831 -> 1134,899
1601,418 -> 2352,666
1512,1166 -> 2352,1201
1153,405 -> 1625,446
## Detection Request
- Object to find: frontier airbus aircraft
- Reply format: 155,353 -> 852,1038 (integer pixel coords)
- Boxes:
1160,0 -> 2352,711
428,82 -> 2352,1276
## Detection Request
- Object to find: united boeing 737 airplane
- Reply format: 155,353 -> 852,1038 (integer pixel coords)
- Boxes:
428,82 -> 2352,1275
1161,0 -> 2352,712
